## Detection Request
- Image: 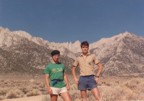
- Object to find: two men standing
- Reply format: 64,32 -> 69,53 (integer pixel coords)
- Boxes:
44,41 -> 102,101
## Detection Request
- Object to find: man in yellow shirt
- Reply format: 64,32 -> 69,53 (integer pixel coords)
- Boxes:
71,41 -> 102,101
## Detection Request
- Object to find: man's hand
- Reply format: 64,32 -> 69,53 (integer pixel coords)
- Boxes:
66,84 -> 70,90
47,87 -> 52,94
95,77 -> 99,83
74,78 -> 78,85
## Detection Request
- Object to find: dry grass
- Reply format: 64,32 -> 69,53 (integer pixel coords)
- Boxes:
0,75 -> 144,101
5,88 -> 24,99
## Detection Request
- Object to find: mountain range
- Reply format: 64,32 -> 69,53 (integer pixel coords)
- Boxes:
0,27 -> 144,76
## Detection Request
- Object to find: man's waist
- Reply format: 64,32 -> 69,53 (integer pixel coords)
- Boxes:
51,79 -> 64,86
51,79 -> 64,81
80,75 -> 95,77
80,72 -> 95,76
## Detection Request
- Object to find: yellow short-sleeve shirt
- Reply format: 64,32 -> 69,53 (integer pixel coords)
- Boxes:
73,53 -> 100,76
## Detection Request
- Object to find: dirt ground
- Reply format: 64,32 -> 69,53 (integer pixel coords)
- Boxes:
0,73 -> 144,101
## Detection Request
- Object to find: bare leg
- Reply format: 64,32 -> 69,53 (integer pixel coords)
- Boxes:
80,90 -> 87,101
50,94 -> 58,101
91,88 -> 100,101
60,92 -> 71,101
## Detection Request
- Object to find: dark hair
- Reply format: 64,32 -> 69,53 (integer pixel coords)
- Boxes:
51,50 -> 60,56
81,41 -> 89,47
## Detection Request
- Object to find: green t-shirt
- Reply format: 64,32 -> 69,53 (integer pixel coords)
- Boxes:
44,62 -> 66,88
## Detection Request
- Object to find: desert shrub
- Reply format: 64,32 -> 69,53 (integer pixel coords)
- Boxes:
70,91 -> 80,100
37,82 -> 45,88
26,89 -> 41,97
19,86 -> 31,94
38,88 -> 47,94
0,95 -> 4,100
70,84 -> 77,90
6,88 -> 24,99
0,88 -> 9,95
1,76 -> 144,101
100,85 -> 126,101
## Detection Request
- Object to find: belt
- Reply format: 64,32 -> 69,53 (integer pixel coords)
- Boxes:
80,75 -> 95,77
51,79 -> 63,86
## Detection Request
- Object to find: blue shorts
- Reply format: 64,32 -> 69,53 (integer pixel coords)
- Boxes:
78,75 -> 97,90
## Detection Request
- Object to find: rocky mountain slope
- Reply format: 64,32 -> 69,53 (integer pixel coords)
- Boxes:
0,27 -> 73,74
91,32 -> 144,76
0,27 -> 143,76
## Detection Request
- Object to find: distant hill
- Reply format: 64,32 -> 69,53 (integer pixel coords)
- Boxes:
91,32 -> 144,76
0,27 -> 73,74
0,27 -> 144,76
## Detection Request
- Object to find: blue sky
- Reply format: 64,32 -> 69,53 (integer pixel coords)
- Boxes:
0,0 -> 144,43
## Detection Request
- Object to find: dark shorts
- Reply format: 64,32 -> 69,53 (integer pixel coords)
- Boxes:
78,75 -> 97,90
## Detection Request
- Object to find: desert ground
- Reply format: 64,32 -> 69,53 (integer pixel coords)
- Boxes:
0,73 -> 144,101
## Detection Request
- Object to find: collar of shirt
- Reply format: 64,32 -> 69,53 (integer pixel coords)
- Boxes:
50,60 -> 56,64
80,52 -> 91,57
50,59 -> 61,64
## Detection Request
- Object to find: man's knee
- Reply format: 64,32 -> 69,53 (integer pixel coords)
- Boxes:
81,95 -> 87,101
81,98 -> 87,101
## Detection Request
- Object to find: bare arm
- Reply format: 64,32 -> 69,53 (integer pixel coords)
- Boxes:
96,62 -> 103,77
64,73 -> 70,90
45,74 -> 50,88
71,66 -> 78,85
94,54 -> 103,77
45,74 -> 52,94
95,62 -> 103,83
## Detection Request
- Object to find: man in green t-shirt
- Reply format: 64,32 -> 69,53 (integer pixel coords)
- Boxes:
44,50 -> 71,101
